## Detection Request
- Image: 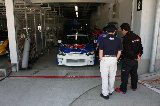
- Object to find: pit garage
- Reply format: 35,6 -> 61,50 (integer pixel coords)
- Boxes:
0,0 -> 159,77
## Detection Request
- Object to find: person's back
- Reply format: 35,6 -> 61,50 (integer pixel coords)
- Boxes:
97,32 -> 107,45
101,34 -> 121,56
122,31 -> 143,60
99,24 -> 122,100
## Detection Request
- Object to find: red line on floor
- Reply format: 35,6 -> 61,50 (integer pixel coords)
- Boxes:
9,75 -> 121,78
10,76 -> 100,78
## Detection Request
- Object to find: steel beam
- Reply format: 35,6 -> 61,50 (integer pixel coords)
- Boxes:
31,0 -> 113,3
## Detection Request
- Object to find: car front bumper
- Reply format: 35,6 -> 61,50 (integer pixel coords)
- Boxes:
57,53 -> 95,66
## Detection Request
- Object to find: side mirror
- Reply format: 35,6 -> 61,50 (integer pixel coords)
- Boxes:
58,40 -> 62,43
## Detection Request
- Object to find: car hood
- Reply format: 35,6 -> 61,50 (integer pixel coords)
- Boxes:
59,44 -> 95,53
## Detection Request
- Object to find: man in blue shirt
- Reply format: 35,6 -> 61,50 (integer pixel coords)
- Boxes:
97,26 -> 107,47
99,24 -> 122,99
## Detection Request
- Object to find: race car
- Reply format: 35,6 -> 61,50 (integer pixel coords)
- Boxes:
57,34 -> 96,66
0,30 -> 9,56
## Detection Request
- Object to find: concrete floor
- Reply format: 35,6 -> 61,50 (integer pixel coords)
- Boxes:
0,48 -> 160,106
0,76 -> 160,106
12,48 -> 101,77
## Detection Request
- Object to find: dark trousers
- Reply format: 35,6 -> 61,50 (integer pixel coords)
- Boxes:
120,59 -> 138,92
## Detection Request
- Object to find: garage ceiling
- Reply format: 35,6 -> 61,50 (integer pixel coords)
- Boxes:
31,0 -> 114,20
0,0 -> 116,30
0,0 -> 115,20
38,3 -> 104,19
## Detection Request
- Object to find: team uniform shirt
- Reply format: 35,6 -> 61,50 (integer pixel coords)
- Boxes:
122,31 -> 143,60
97,32 -> 107,45
99,34 -> 122,56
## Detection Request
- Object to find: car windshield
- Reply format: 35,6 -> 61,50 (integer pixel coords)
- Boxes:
63,35 -> 90,44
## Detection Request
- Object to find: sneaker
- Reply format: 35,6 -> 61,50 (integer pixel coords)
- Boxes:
115,88 -> 126,94
131,87 -> 137,91
100,93 -> 109,100
109,92 -> 113,95
132,89 -> 137,91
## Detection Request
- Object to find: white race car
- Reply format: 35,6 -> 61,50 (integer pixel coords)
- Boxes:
57,34 -> 96,66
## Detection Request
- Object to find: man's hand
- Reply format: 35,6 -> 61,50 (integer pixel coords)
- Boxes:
136,55 -> 141,61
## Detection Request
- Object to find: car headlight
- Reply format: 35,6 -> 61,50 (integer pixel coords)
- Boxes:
58,50 -> 66,56
86,51 -> 94,56
0,41 -> 4,45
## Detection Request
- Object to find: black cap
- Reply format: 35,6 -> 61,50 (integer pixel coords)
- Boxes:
106,24 -> 117,33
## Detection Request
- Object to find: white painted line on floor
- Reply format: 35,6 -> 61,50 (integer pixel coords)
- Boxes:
138,80 -> 160,94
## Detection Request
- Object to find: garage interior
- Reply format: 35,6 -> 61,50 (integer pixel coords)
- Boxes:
0,0 -> 160,106
0,0 -> 133,77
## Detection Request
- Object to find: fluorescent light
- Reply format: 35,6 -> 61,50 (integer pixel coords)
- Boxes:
76,11 -> 78,17
76,12 -> 78,15
75,6 -> 78,11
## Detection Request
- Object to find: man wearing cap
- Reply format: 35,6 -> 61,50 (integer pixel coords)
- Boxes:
115,23 -> 143,94
99,24 -> 122,99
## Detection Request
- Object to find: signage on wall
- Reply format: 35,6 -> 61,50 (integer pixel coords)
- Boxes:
137,0 -> 142,11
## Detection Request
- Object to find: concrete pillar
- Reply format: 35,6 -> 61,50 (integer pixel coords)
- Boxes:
5,0 -> 18,71
150,0 -> 160,72
131,0 -> 157,74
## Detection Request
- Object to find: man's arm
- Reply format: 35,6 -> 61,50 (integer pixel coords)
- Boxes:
99,49 -> 103,60
138,38 -> 143,56
137,38 -> 143,60
117,38 -> 122,60
117,50 -> 122,60
98,38 -> 104,60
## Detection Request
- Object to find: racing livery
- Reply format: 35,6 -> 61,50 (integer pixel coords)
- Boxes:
57,34 -> 96,66
0,30 -> 9,56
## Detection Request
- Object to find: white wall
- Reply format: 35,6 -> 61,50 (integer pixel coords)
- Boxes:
109,0 -> 133,27
140,0 -> 156,59
155,33 -> 160,71
118,0 -> 133,26
150,0 -> 160,72
132,0 -> 157,74
90,0 -> 133,29
131,0 -> 142,35
90,4 -> 110,29
132,0 -> 156,59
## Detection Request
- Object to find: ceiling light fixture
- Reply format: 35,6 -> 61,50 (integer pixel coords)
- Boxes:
76,11 -> 78,17
75,6 -> 78,18
75,6 -> 78,11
